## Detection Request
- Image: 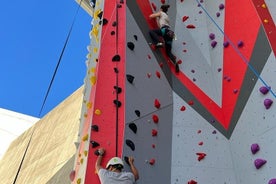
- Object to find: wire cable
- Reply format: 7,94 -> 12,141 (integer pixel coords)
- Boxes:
39,0 -> 84,117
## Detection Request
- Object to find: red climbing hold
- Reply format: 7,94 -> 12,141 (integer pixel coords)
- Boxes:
160,0 -> 165,4
149,158 -> 156,165
156,71 -> 161,78
152,144 -> 156,148
177,59 -> 182,64
182,16 -> 189,22
159,62 -> 164,68
151,3 -> 157,11
196,152 -> 206,161
152,129 -> 158,136
154,99 -> 161,109
180,106 -> 186,111
197,130 -> 201,134
152,114 -> 159,123
198,141 -> 203,146
188,180 -> 198,184
186,24 -> 196,29
188,100 -> 194,106
148,54 -> 151,59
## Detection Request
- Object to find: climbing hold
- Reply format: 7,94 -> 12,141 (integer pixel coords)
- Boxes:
77,178 -> 81,184
254,158 -> 267,169
112,21 -> 117,27
102,18 -> 108,25
217,68 -> 222,72
129,123 -> 137,134
269,178 -> 276,184
182,16 -> 189,22
91,125 -> 99,132
84,150 -> 88,157
211,40 -> 217,48
251,143 -> 260,154
196,152 -> 206,161
80,158 -> 84,164
191,69 -> 195,73
90,141 -> 100,148
111,31 -> 115,35
133,35 -> 138,41
264,19 -> 269,23
193,78 -> 196,82
117,4 -> 122,8
180,106 -> 186,111
149,158 -> 155,165
152,144 -> 156,148
114,67 -> 119,73
212,130 -> 217,134
188,100 -> 194,106
216,12 -> 220,17
95,109 -> 102,115
114,86 -> 122,94
223,41 -> 229,48
197,130 -> 201,134
264,98 -> 273,109
177,59 -> 182,64
82,134 -> 89,141
126,139 -> 135,151
159,63 -> 163,68
233,89 -> 239,94
151,3 -> 157,11
134,110 -> 140,117
152,114 -> 159,123
209,33 -> 215,40
237,40 -> 244,48
152,129 -> 158,136
127,42 -> 135,50
154,99 -> 161,109
148,54 -> 151,59
90,76 -> 96,85
198,141 -> 203,146
97,11 -> 103,19
156,71 -> 161,78
147,73 -> 151,78
259,86 -> 270,95
69,170 -> 76,182
113,100 -> 122,107
126,74 -> 135,84
160,0 -> 165,4
219,3 -> 225,10
186,24 -> 196,29
112,54 -> 121,62
86,102 -> 92,109
188,180 -> 198,184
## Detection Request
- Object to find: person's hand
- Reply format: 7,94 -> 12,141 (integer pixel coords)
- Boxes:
128,156 -> 134,165
98,148 -> 105,156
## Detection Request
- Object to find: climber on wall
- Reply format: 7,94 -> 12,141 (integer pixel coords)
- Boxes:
95,148 -> 139,184
149,4 -> 179,73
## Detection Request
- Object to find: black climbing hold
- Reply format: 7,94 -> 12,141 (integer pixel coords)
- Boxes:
90,141 -> 100,148
97,11 -> 103,19
133,35 -> 138,41
129,123 -> 137,134
114,67 -> 119,73
91,125 -> 99,132
94,149 -> 100,156
112,21 -> 117,27
126,139 -> 135,151
111,31 -> 115,35
112,54 -> 121,62
117,4 -> 122,8
103,18 -> 108,25
134,110 -> 140,117
126,74 -> 134,84
120,0 -> 124,4
113,100 -> 122,107
114,86 -> 122,94
127,42 -> 135,51
124,156 -> 130,165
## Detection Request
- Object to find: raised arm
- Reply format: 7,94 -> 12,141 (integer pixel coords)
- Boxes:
95,148 -> 105,173
128,156 -> 139,181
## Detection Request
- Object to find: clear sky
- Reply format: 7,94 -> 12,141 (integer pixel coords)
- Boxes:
0,1 -> 91,118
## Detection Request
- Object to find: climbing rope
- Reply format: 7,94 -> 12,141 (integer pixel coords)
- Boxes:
194,0 -> 276,98
39,0 -> 84,117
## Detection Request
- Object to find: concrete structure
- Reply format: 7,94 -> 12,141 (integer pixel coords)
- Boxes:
0,108 -> 39,160
0,0 -> 275,184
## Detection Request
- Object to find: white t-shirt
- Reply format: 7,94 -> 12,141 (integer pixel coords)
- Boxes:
158,11 -> 170,28
98,169 -> 135,184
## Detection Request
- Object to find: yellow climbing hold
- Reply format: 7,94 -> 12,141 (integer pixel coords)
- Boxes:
261,3 -> 266,8
92,26 -> 99,38
94,9 -> 102,20
90,76 -> 97,85
80,158 -> 84,164
95,109 -> 101,115
93,47 -> 98,53
84,150 -> 88,157
79,153 -> 82,157
82,134 -> 88,141
77,178 -> 81,184
86,102 -> 92,109
84,113 -> 88,118
264,19 -> 269,23
90,67 -> 96,74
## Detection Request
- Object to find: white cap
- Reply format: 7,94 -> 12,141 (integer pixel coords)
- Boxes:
106,157 -> 124,168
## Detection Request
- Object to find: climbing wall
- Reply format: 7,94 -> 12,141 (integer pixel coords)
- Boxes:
72,0 -> 276,183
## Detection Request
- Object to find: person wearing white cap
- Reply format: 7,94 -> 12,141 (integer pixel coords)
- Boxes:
95,148 -> 139,184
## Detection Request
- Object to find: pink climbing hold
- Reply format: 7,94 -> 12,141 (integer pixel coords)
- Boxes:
269,178 -> 276,184
186,24 -> 196,29
254,158 -> 267,169
264,98 -> 273,109
154,99 -> 161,109
156,71 -> 161,78
69,170 -> 76,181
152,129 -> 158,136
149,158 -> 156,165
182,16 -> 189,22
152,114 -> 159,123
188,180 -> 198,184
251,143 -> 260,154
259,86 -> 270,95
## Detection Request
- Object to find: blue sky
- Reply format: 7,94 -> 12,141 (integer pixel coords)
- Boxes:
0,1 -> 91,117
